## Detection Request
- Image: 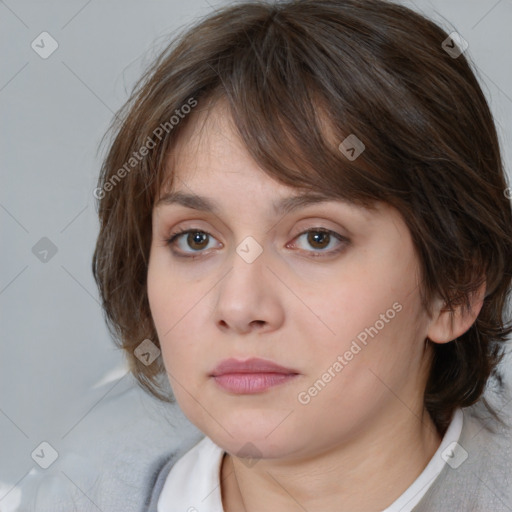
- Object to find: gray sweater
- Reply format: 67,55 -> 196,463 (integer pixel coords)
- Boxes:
143,404 -> 512,511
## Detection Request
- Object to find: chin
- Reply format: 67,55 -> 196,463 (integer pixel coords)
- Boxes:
217,434 -> 297,461
200,416 -> 301,459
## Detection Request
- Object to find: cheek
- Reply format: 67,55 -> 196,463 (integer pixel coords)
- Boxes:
148,290 -> 204,406
294,292 -> 426,436
147,253 -> 212,385
299,247 -> 425,376
148,286 -> 194,360
147,253 -> 188,360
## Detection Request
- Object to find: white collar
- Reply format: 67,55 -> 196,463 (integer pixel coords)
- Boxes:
158,409 -> 463,512
381,408 -> 463,511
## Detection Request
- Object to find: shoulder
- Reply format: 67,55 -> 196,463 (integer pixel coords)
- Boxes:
141,435 -> 223,512
413,401 -> 512,511
142,451 -> 181,512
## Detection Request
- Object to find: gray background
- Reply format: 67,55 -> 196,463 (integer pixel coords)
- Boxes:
1,0 -> 511,510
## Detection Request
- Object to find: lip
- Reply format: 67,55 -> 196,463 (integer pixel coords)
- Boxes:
211,357 -> 298,376
210,358 -> 299,394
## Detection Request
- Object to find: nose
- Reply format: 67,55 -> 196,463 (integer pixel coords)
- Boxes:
212,241 -> 285,336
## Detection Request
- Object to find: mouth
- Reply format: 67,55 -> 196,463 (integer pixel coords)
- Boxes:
210,358 -> 300,394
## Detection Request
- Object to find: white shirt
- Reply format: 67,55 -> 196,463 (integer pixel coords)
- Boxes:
158,409 -> 463,512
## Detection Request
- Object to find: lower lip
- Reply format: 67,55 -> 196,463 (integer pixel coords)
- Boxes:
212,373 -> 298,394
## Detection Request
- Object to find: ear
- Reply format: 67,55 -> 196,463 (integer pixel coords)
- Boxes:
426,280 -> 486,344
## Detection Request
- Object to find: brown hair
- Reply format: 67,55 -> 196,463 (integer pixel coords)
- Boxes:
92,0 -> 512,434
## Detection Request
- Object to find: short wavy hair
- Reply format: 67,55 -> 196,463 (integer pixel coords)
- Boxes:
92,0 -> 512,434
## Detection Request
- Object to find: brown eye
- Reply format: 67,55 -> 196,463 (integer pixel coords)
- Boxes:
307,230 -> 331,249
290,228 -> 347,257
165,229 -> 221,257
186,231 -> 209,250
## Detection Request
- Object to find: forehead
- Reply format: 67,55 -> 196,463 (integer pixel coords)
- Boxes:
167,100 -> 248,177
158,98 -> 381,225
163,108 -> 327,204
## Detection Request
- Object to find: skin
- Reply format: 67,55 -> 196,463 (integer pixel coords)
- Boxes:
147,101 -> 485,512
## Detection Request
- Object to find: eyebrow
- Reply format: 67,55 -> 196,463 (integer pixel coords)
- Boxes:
155,190 -> 345,216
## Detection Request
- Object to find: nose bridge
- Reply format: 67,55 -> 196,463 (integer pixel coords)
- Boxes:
222,235 -> 267,296
213,234 -> 284,332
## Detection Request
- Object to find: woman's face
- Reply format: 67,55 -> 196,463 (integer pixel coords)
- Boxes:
147,104 -> 435,461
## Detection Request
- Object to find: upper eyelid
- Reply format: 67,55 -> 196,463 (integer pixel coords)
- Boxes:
164,213 -> 349,236
167,225 -> 342,240
156,205 -> 360,236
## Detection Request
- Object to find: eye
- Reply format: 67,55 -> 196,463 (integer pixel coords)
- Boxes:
165,228 -> 221,257
288,228 -> 347,257
164,227 -> 348,259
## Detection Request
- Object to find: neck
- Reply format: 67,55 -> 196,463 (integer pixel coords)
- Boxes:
221,406 -> 442,512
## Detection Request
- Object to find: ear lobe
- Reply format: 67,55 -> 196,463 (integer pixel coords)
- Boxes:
426,280 -> 486,344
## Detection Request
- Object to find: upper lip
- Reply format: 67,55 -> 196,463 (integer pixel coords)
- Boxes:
210,358 -> 299,376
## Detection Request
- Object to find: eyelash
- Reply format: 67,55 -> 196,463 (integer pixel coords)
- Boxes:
164,227 -> 348,259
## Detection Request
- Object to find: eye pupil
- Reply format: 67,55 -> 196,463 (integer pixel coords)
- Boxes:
308,231 -> 330,249
188,231 -> 208,250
